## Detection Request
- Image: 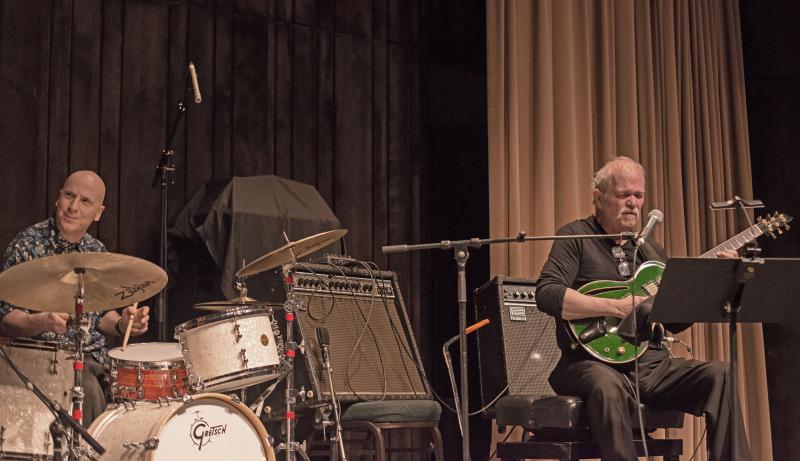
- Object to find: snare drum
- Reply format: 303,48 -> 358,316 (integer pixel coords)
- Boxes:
0,339 -> 74,458
88,393 -> 275,460
175,305 -> 283,392
108,342 -> 188,401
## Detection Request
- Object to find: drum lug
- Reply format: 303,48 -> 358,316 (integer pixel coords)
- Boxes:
137,385 -> 144,400
119,400 -> 137,411
50,350 -> 59,375
171,369 -> 178,383
123,437 -> 159,450
233,321 -> 243,343
240,348 -> 249,368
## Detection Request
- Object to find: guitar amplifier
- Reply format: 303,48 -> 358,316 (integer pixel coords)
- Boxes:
473,276 -> 561,413
288,263 -> 430,402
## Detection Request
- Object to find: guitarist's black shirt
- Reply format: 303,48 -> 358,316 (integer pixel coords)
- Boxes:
536,215 -> 669,364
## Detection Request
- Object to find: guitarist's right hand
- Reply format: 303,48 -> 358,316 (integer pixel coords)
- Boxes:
612,295 -> 648,318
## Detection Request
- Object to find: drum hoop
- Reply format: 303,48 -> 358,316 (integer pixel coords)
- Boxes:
109,356 -> 185,370
192,364 -> 283,390
174,306 -> 273,334
108,343 -> 185,369
6,338 -> 74,352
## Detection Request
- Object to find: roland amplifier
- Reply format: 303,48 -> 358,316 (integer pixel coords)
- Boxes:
473,276 -> 560,412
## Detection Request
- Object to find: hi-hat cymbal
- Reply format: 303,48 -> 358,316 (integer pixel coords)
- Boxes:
193,296 -> 258,311
236,229 -> 347,278
0,252 -> 167,313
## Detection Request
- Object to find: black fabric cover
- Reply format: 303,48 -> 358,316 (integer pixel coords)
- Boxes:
170,175 -> 342,302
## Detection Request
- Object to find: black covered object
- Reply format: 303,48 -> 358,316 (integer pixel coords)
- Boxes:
170,175 -> 342,306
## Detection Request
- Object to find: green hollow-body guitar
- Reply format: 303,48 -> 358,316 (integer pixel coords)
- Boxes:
567,212 -> 792,364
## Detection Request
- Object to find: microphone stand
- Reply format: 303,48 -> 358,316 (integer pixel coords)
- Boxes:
151,65 -> 198,341
383,231 -> 636,461
316,327 -> 347,461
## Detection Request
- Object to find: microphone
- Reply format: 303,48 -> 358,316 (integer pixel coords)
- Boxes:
188,62 -> 202,103
316,326 -> 332,366
636,209 -> 664,247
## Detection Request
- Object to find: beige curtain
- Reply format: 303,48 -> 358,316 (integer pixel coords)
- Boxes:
487,1 -> 772,460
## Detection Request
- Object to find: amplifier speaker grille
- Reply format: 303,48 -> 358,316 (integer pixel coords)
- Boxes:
291,264 -> 429,402
474,276 -> 561,411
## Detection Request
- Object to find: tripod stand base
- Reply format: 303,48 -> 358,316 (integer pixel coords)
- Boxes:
274,441 -> 311,461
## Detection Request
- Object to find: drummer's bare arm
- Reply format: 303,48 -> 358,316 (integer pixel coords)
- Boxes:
98,305 -> 150,337
0,310 -> 70,337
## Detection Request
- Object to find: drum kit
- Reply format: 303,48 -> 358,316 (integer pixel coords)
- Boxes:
0,229 -> 347,461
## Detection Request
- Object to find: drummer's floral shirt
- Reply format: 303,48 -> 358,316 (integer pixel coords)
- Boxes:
0,217 -> 108,363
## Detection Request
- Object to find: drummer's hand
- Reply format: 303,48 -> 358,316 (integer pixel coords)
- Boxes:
36,312 -> 71,335
121,305 -> 150,336
715,249 -> 739,259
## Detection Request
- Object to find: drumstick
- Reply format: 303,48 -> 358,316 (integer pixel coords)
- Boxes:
121,302 -> 138,351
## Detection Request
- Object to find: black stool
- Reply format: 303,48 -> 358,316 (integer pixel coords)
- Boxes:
494,395 -> 684,461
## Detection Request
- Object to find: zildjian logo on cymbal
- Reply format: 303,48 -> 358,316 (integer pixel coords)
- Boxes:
115,280 -> 155,301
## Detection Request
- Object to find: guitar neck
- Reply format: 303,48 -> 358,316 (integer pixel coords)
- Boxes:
698,223 -> 763,258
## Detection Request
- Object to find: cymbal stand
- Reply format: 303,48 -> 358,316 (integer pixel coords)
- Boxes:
70,268 -> 88,460
273,263 -> 309,461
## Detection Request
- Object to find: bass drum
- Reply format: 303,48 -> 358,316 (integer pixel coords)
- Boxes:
88,393 -> 275,461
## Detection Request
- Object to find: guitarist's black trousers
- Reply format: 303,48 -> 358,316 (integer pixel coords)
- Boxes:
549,349 -> 752,461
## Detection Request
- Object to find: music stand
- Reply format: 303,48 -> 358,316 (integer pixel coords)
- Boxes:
650,257 -> 799,459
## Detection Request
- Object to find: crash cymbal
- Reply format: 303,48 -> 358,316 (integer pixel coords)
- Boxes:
0,252 -> 167,313
236,229 -> 347,278
193,296 -> 259,311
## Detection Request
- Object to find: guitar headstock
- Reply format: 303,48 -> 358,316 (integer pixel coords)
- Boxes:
758,212 -> 793,238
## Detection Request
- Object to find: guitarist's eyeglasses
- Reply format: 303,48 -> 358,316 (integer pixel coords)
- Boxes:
611,245 -> 631,277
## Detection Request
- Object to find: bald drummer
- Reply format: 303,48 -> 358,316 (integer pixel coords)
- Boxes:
0,170 -> 151,426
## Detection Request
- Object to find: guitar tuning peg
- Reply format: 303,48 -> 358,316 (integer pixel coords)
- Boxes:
786,224 -> 791,231
778,229 -> 784,234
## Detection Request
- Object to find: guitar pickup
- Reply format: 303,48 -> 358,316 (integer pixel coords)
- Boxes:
579,320 -> 607,343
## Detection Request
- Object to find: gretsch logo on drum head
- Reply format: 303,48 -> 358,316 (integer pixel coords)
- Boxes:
189,410 -> 228,450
